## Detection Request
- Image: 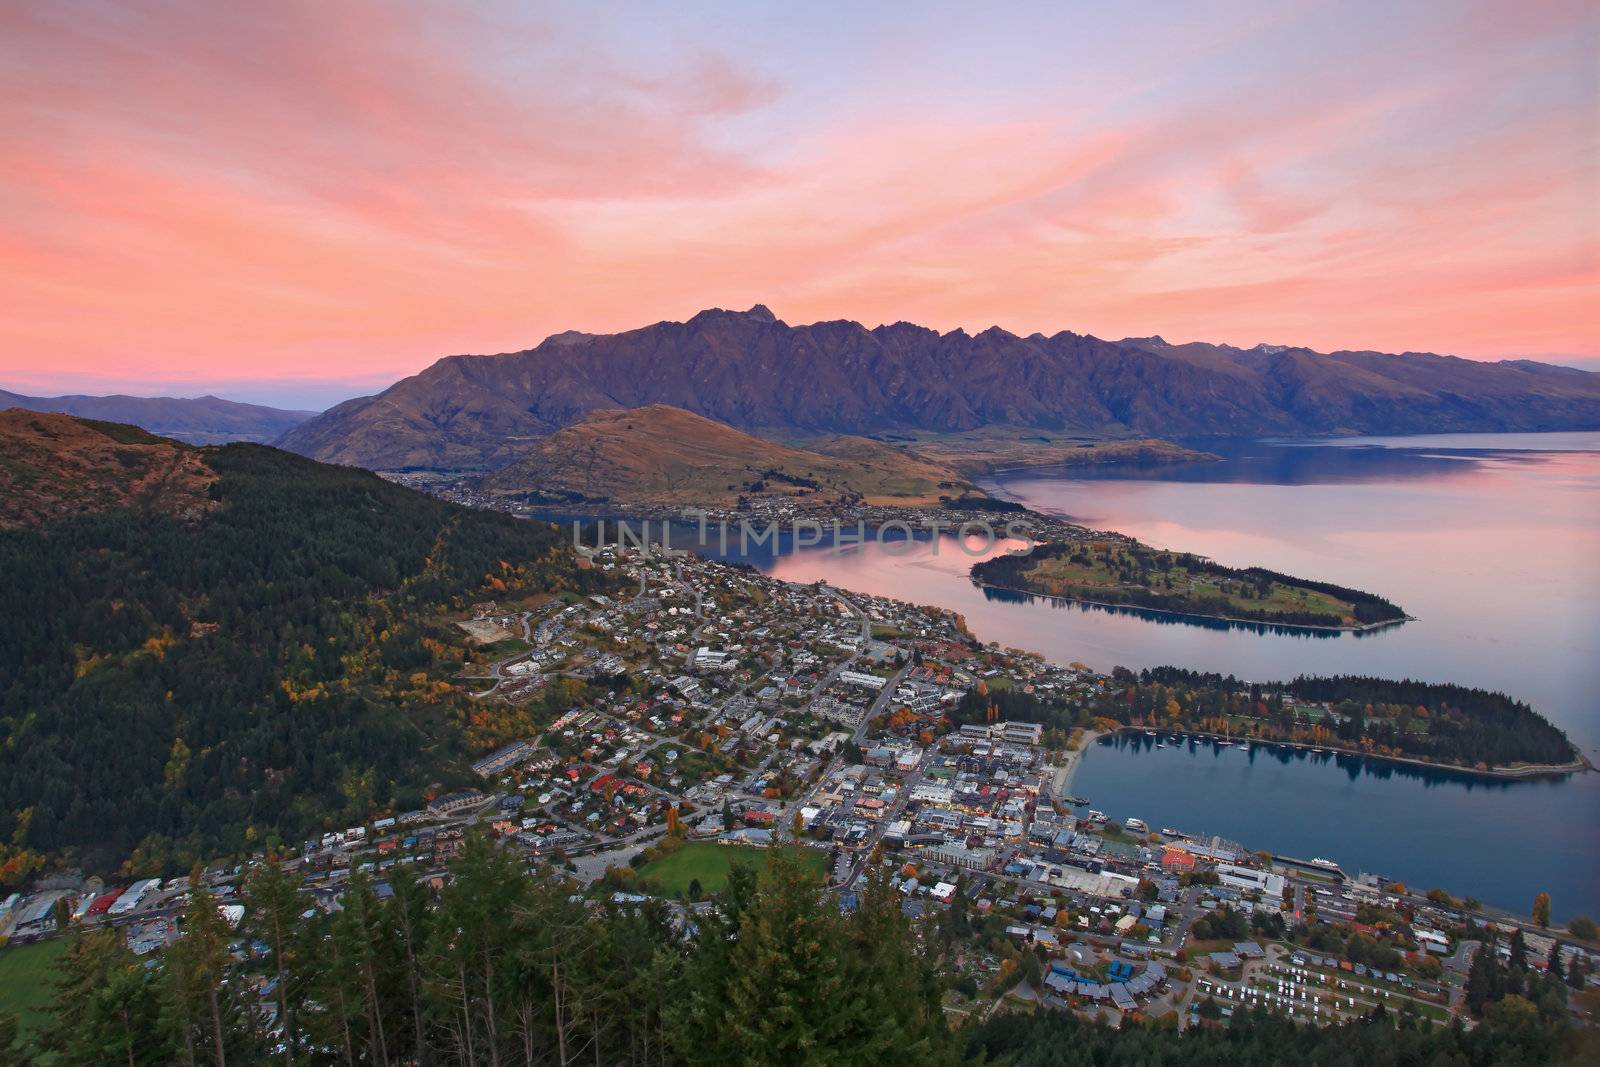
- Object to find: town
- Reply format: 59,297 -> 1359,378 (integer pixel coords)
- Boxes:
3,537 -> 1594,1043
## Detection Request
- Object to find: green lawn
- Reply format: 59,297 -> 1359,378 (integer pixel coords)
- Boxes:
638,841 -> 827,896
0,936 -> 68,1033
480,637 -> 532,657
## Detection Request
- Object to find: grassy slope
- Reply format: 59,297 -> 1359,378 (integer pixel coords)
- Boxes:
1027,553 -> 1356,622
0,408 -> 216,529
865,428 -> 1220,477
488,405 -> 970,506
0,937 -> 69,1033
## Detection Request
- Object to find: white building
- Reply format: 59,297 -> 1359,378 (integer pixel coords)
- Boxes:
838,670 -> 887,691
1215,862 -> 1286,898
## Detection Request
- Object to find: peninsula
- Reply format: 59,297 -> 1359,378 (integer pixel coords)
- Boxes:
970,538 -> 1408,632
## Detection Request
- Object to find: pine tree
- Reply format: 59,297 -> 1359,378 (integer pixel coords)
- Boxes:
339,870 -> 394,1067
594,902 -> 677,1066
384,869 -> 434,1065
720,847 -> 851,1065
40,927 -> 175,1066
1506,927 -> 1527,996
164,874 -> 250,1067
0,1009 -> 26,1067
667,862 -> 757,1066
839,859 -> 952,1064
1569,953 -> 1591,990
244,853 -> 303,1067
1464,936 -> 1502,1016
427,832 -> 531,1065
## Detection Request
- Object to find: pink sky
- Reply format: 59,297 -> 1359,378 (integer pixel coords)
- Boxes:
2,1 -> 1596,407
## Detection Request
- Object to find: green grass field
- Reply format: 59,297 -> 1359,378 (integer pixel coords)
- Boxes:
0,936 -> 68,1033
638,841 -> 827,896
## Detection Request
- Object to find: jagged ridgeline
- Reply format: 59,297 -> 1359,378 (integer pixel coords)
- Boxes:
0,414 -> 612,875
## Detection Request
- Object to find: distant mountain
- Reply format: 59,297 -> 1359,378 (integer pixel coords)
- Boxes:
0,388 -> 317,444
0,409 -> 217,528
277,305 -> 1600,471
485,404 -> 971,506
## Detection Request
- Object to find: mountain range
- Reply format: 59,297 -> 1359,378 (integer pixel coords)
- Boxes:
0,387 -> 317,444
275,305 -> 1600,472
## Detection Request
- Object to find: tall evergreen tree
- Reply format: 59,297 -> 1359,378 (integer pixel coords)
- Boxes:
720,847 -> 851,1065
243,853 -> 303,1067
39,927 -> 174,1066
427,832 -> 532,1065
668,861 -> 757,1066
839,858 -> 952,1065
164,875 -> 252,1067
1464,935 -> 1502,1016
1505,926 -> 1527,997
384,868 -> 435,1065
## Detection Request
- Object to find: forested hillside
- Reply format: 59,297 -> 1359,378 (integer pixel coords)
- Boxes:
0,436 -> 610,880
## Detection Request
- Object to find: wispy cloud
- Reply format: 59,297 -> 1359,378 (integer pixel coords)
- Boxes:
1,0 -> 1594,398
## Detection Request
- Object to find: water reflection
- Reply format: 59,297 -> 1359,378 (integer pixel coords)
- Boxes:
977,584 -> 1391,638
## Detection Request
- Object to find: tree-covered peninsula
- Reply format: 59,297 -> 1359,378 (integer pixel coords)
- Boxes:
971,539 -> 1407,631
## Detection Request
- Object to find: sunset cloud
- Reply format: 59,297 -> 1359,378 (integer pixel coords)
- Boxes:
1,0 -> 1595,403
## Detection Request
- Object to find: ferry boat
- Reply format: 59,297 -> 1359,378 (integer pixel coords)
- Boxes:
1309,857 -> 1341,872
1125,817 -> 1148,833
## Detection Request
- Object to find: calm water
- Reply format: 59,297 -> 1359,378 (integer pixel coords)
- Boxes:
707,432 -> 1600,919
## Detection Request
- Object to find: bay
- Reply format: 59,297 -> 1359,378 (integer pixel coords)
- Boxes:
709,432 -> 1600,919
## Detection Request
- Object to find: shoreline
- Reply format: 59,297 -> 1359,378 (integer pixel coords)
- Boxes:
1091,726 -> 1590,781
1052,729 -> 1105,797
971,579 -> 1411,635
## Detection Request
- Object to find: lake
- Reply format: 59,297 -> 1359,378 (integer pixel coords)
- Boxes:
709,432 -> 1600,919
